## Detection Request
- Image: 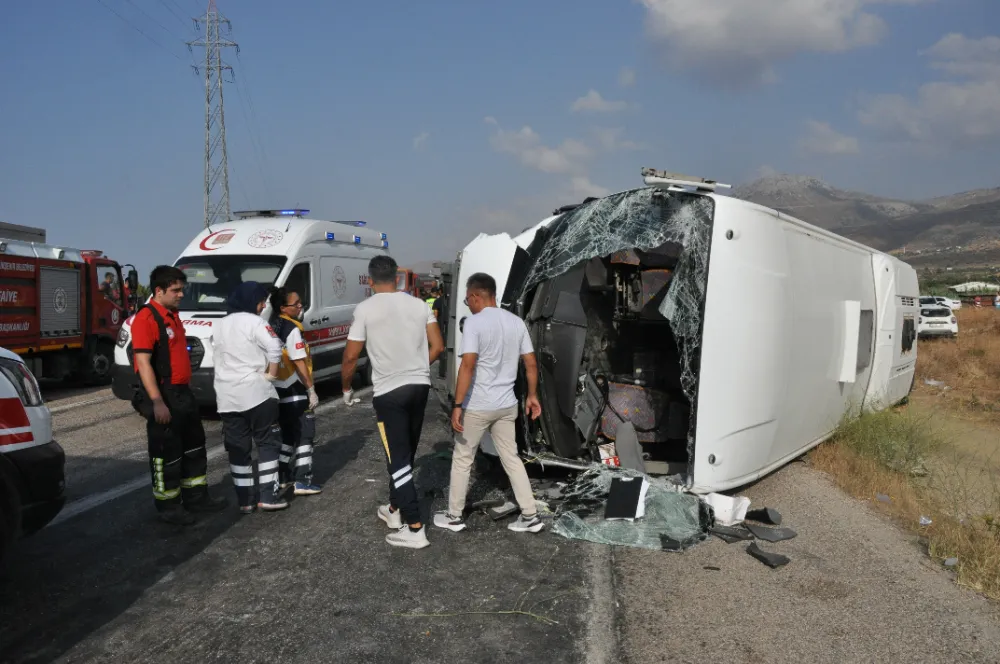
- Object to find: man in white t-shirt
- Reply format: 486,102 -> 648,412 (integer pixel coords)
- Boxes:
341,255 -> 445,549
435,272 -> 544,534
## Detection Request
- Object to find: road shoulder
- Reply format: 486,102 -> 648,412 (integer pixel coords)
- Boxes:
616,462 -> 1000,664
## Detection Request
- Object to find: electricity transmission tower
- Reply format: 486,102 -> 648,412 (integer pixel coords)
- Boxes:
187,1 -> 238,228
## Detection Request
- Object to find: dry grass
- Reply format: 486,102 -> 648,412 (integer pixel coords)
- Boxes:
914,307 -> 1000,413
812,408 -> 1000,601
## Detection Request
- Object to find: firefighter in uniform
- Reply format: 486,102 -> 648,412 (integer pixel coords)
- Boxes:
268,287 -> 322,495
131,265 -> 227,525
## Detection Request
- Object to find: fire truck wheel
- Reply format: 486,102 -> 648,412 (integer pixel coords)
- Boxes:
83,341 -> 115,386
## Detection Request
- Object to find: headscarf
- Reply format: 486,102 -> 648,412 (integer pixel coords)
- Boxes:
226,281 -> 270,314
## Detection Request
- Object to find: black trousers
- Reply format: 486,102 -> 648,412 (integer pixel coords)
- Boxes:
221,398 -> 283,506
277,384 -> 316,485
137,384 -> 209,511
371,383 -> 429,526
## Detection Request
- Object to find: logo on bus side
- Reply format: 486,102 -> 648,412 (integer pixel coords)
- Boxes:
111,309 -> 120,324
247,229 -> 284,249
332,266 -> 347,299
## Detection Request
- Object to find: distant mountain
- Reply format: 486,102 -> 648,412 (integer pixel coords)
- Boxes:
730,174 -> 1000,254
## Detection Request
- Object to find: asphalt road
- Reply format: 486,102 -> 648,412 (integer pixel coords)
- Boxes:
3,378 -> 1000,663
1,381 -> 592,664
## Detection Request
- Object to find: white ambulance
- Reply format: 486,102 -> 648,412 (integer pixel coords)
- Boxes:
112,209 -> 389,407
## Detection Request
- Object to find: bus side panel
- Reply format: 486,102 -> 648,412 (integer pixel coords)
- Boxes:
693,202 -> 878,493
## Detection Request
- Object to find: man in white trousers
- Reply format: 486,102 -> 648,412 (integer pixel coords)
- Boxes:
435,272 -> 544,534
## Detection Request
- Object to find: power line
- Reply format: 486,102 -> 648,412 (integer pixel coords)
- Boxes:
155,0 -> 190,28
232,76 -> 273,201
121,0 -> 177,37
95,0 -> 184,61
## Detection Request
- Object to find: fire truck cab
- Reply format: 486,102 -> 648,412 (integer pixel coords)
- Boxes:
0,224 -> 136,385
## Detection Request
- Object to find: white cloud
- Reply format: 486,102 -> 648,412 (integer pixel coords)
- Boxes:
858,33 -> 1000,148
571,89 -> 629,113
798,120 -> 860,155
483,116 -> 498,126
489,125 -> 591,174
567,176 -> 611,200
591,127 -> 645,152
619,67 -> 636,88
924,33 -> 1000,80
412,131 -> 430,150
638,0 -> 930,85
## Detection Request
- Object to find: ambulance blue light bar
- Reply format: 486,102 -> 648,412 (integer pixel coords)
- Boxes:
234,209 -> 309,219
353,235 -> 361,244
381,240 -> 389,249
380,233 -> 387,240
326,232 -> 335,240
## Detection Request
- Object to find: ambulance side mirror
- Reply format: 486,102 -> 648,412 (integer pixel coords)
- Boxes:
127,269 -> 138,291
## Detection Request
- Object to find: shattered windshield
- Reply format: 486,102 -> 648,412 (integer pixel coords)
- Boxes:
517,187 -> 715,469
175,254 -> 287,311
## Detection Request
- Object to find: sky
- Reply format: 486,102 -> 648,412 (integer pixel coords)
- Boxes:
2,0 -> 999,278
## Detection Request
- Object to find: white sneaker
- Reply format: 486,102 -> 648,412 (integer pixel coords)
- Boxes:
386,526 -> 430,549
508,513 -> 545,533
433,511 -> 467,532
378,504 -> 402,529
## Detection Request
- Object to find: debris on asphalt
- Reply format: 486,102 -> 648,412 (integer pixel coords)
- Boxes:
550,464 -> 711,551
702,492 -> 751,526
745,507 -> 782,526
709,524 -> 755,543
920,516 -> 933,527
746,542 -> 790,569
471,498 -> 505,511
487,501 -> 520,520
744,523 -> 798,543
604,476 -> 649,521
944,557 -> 959,568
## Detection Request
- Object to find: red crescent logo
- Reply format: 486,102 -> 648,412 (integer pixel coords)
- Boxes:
199,229 -> 235,251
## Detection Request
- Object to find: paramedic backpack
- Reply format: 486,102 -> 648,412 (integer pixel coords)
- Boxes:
127,304 -> 174,409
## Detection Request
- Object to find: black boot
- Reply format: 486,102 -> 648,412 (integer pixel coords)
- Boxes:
158,506 -> 196,525
184,493 -> 228,513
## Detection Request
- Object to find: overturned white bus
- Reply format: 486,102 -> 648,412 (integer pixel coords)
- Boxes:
448,168 -> 919,494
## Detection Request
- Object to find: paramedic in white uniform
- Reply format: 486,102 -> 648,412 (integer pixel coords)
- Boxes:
213,281 -> 287,513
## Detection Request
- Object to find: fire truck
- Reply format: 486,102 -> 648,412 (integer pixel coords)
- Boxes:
0,222 -> 137,385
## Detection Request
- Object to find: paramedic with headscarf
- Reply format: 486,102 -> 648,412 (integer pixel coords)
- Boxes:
213,281 -> 287,513
268,286 -> 322,496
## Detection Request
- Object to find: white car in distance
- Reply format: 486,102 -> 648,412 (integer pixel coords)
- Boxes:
920,295 -> 961,310
918,305 -> 958,339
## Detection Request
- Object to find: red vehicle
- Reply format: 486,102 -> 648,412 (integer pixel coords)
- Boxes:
0,223 -> 137,385
396,268 -> 420,297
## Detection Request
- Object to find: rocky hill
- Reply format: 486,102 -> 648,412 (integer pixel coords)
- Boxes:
730,174 -> 1000,255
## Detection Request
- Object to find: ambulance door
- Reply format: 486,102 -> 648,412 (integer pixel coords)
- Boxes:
312,255 -> 369,380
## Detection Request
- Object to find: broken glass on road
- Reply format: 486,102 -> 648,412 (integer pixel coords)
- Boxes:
550,464 -> 712,551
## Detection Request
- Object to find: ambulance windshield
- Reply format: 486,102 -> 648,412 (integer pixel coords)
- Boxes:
175,254 -> 287,311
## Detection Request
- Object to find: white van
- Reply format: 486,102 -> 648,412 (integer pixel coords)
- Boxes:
112,210 -> 389,406
448,168 -> 920,494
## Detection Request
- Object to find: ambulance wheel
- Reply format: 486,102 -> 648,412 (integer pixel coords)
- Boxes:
83,341 -> 115,386
0,467 -> 22,562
